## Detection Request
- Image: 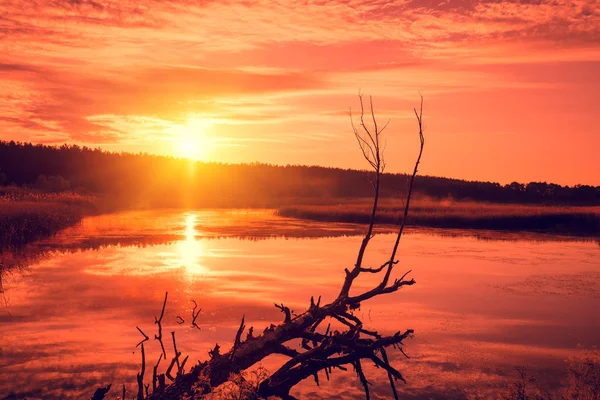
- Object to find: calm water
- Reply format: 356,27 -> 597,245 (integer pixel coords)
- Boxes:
1,210 -> 599,399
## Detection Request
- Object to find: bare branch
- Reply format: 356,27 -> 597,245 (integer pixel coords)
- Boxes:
354,360 -> 371,400
380,346 -> 399,400
136,343 -> 146,400
172,331 -> 181,373
359,259 -> 398,274
230,315 -> 246,360
154,292 -> 168,359
275,303 -> 292,323
136,326 -> 149,348
190,299 -> 201,330
340,92 -> 390,299
377,94 -> 424,291
152,354 -> 163,394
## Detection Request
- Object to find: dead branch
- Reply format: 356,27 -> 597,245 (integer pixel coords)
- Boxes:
354,360 -> 370,400
180,355 -> 189,375
165,331 -> 182,381
275,303 -> 292,322
152,354 -> 162,394
380,346 -> 399,399
136,326 -> 149,348
230,315 -> 246,360
91,384 -> 111,400
137,343 -> 146,400
190,299 -> 201,330
340,93 -> 386,300
154,292 -> 168,359
246,326 -> 254,340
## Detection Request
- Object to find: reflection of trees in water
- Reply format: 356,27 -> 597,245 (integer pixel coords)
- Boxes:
0,265 -> 6,314
2,227 -> 596,286
1,249 -> 48,316
416,227 -> 600,245
2,225 -> 596,316
503,347 -> 600,400
0,229 -> 369,310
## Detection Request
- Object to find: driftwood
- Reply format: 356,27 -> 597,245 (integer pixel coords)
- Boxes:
93,95 -> 425,400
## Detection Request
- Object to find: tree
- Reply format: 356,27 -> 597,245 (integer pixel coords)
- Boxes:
93,95 -> 425,400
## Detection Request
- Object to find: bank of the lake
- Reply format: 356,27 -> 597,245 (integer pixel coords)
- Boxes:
278,199 -> 600,236
0,187 -> 99,251
3,188 -> 600,253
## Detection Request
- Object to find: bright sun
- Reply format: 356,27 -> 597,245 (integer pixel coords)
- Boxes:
170,118 -> 212,160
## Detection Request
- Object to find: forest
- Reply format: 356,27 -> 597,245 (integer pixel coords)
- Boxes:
1,140 -> 599,207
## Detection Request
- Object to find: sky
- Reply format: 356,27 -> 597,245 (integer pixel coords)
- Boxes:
1,0 -> 599,186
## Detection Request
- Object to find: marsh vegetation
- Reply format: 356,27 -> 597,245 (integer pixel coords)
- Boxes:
0,186 -> 99,251
278,198 -> 600,236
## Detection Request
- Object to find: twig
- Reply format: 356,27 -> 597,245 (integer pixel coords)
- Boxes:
136,326 -> 149,348
274,303 -> 292,322
230,315 -> 246,360
154,292 -> 168,359
165,331 -> 181,381
136,343 -> 145,400
380,346 -> 399,400
354,360 -> 370,400
152,353 -> 163,393
190,299 -> 201,330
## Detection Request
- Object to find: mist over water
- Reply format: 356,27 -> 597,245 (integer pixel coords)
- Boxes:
1,210 -> 599,399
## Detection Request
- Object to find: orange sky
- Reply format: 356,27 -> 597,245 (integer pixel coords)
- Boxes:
1,0 -> 599,185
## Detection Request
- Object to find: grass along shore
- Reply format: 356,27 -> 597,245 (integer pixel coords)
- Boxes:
0,187 -> 99,251
2,188 -> 599,252
277,198 -> 600,236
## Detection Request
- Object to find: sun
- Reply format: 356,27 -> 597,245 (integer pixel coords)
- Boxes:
177,136 -> 202,159
170,118 -> 212,160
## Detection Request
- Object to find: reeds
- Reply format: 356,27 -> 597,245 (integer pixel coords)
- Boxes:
277,198 -> 600,236
0,187 -> 98,250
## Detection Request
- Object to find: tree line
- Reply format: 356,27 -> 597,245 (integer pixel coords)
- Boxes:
1,140 -> 598,206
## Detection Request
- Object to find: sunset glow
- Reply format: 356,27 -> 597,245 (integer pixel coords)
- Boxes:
0,0 -> 599,184
170,119 -> 213,160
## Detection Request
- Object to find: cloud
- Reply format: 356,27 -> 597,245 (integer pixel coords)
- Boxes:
1,0 -> 599,183
0,61 -> 326,144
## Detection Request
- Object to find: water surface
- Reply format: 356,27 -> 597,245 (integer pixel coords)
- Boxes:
1,210 -> 599,399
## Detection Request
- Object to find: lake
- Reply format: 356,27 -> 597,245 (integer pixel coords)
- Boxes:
1,210 -> 599,399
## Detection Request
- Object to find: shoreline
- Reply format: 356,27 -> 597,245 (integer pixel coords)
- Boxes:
2,191 -> 599,253
277,202 -> 600,237
0,188 -> 99,252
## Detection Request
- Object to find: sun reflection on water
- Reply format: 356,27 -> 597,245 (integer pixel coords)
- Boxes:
175,213 -> 207,275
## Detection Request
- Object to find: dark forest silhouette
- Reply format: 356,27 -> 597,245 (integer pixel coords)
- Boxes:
1,140 -> 599,207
